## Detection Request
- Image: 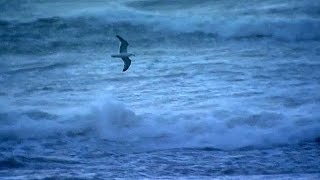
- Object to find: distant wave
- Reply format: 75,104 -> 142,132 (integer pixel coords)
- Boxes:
1,97 -> 319,150
1,13 -> 320,41
1,16 -> 319,55
0,5 -> 319,45
0,157 -> 24,170
1,1 -> 319,54
0,154 -> 79,170
5,62 -> 73,75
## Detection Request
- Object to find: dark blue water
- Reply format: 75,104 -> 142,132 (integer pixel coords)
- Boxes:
1,0 -> 320,179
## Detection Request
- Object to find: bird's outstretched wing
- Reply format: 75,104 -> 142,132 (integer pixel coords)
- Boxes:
116,35 -> 129,53
121,57 -> 131,72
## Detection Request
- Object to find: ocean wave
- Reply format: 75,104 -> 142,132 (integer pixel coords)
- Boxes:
4,14 -> 320,41
0,154 -> 80,170
0,3 -> 319,54
5,62 -> 73,75
0,156 -> 24,169
1,17 -> 319,55
1,97 -> 319,150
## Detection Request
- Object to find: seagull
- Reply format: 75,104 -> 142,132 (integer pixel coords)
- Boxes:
111,35 -> 135,72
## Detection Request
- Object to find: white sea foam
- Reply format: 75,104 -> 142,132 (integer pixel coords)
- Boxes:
1,96 -> 319,150
2,0 -> 319,41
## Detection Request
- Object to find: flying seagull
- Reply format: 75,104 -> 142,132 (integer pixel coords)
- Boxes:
111,35 -> 135,72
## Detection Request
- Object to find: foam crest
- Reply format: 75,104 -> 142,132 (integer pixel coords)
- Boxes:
1,2 -> 319,43
1,97 -> 319,150
78,98 -> 320,149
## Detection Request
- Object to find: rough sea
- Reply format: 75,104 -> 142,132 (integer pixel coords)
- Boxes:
1,0 -> 320,179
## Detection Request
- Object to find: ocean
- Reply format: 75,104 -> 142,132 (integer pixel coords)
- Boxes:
1,0 -> 320,179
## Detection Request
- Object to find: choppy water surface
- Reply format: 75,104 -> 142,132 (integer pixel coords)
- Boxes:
1,0 -> 320,179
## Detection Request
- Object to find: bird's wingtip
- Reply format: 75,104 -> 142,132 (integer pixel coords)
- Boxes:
116,35 -> 123,39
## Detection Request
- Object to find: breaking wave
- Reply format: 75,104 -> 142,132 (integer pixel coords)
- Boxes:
1,0 -> 319,55
1,11 -> 320,41
1,97 -> 319,150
